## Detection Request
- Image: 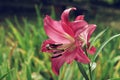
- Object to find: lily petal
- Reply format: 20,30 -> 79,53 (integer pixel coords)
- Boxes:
87,46 -> 96,55
70,20 -> 88,33
44,15 -> 71,44
52,48 -> 77,75
61,7 -> 76,24
75,15 -> 85,20
63,48 -> 77,64
52,56 -> 65,75
86,24 -> 96,41
41,39 -> 55,53
75,48 -> 90,64
76,24 -> 96,43
61,22 -> 75,37
87,42 -> 96,54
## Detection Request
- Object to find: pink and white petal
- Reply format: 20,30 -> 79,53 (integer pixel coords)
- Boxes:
44,15 -> 71,44
45,15 -> 65,32
87,46 -> 96,55
75,48 -> 90,64
51,47 -> 77,75
41,39 -> 55,53
87,24 -> 96,41
62,48 -> 77,64
74,25 -> 88,39
75,15 -> 85,21
76,24 -> 96,43
61,7 -> 76,24
70,20 -> 88,33
61,22 -> 74,37
52,56 -> 66,75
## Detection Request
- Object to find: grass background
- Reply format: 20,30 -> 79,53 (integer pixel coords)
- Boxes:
0,5 -> 120,80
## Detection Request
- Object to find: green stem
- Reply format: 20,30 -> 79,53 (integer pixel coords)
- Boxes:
84,46 -> 92,80
88,63 -> 92,80
77,62 -> 89,80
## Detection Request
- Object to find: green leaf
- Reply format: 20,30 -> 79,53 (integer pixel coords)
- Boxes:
14,16 -> 24,34
108,78 -> 120,80
77,62 -> 89,80
26,64 -> 32,80
6,19 -> 25,49
113,56 -> 120,63
90,28 -> 107,48
35,5 -> 42,26
0,69 -> 14,80
51,6 -> 56,19
93,33 -> 120,61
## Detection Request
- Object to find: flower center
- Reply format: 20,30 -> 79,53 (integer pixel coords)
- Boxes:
64,33 -> 75,43
46,34 -> 83,58
77,35 -> 86,47
46,43 -> 64,58
46,42 -> 76,58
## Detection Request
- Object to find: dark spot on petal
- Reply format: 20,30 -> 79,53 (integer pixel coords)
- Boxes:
49,44 -> 62,48
53,49 -> 64,54
52,54 -> 62,58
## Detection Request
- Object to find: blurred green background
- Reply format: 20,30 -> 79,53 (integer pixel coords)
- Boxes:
0,0 -> 120,80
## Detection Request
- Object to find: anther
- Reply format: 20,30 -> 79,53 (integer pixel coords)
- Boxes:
46,44 -> 51,50
46,44 -> 62,50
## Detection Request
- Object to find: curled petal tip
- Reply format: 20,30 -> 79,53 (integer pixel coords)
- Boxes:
93,24 -> 97,27
67,7 -> 76,10
71,7 -> 76,10
91,24 -> 97,28
61,7 -> 77,23
44,15 -> 50,20
75,15 -> 85,20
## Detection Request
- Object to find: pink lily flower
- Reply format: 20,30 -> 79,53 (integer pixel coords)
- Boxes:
41,7 -> 96,75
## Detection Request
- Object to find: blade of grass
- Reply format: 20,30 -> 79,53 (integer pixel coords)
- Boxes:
35,5 -> 42,26
6,19 -> 25,49
93,34 -> 120,61
63,64 -> 73,80
0,68 -> 14,80
77,62 -> 89,80
26,65 -> 32,80
90,28 -> 108,48
108,78 -> 120,80
51,6 -> 56,19
14,16 -> 24,34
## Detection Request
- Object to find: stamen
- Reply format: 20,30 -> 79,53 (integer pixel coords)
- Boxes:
53,50 -> 64,54
52,54 -> 62,58
46,44 -> 63,50
46,44 -> 51,50
49,44 -> 62,48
